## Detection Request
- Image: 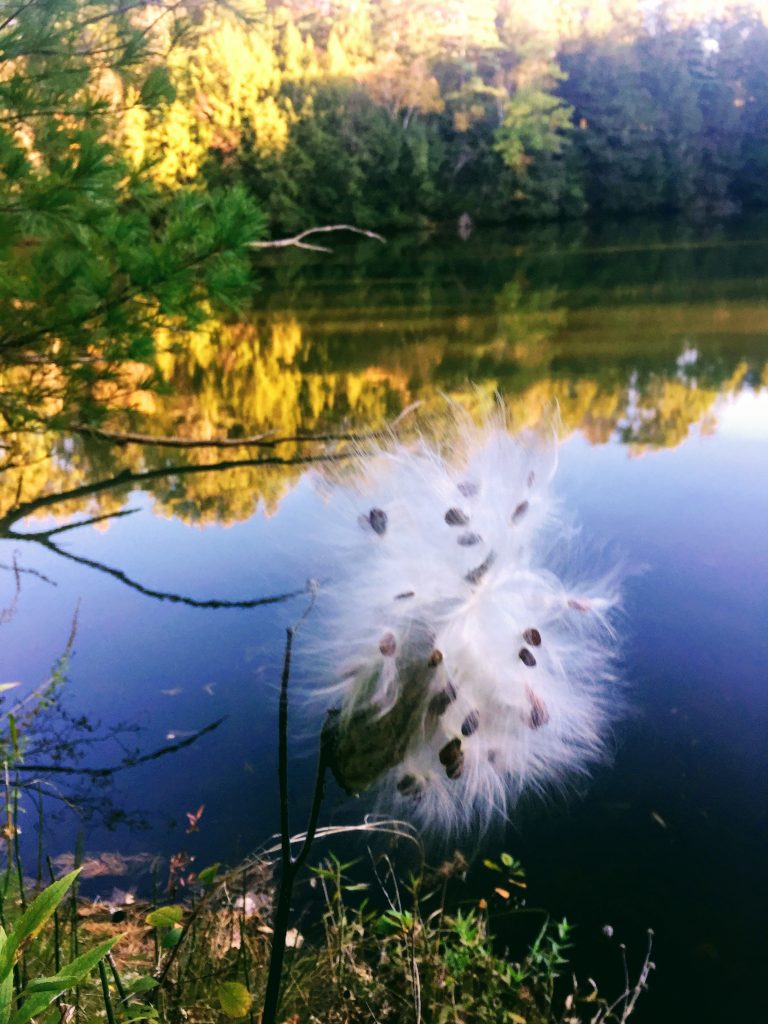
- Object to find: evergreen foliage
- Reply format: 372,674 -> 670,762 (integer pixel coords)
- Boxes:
0,0 -> 265,429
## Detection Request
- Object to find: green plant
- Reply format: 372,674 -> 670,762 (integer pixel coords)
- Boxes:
0,868 -> 119,1024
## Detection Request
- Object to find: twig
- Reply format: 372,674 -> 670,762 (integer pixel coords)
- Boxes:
71,400 -> 422,450
10,717 -> 226,777
262,593 -> 327,1024
248,225 -> 385,254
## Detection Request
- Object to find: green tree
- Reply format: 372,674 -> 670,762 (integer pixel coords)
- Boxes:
0,0 -> 265,430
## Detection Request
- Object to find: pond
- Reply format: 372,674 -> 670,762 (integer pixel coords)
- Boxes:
2,218 -> 767,1022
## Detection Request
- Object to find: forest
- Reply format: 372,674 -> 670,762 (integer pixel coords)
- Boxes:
104,0 -> 768,229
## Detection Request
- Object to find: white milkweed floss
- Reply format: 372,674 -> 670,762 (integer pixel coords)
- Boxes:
314,408 -> 621,834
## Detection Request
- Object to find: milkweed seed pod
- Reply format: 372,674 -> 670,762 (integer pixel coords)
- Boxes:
314,411 -> 622,833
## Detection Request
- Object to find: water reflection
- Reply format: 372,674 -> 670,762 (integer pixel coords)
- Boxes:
1,222 -> 767,1022
2,224 -> 767,532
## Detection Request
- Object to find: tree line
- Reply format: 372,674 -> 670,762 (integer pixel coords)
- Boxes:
119,0 -> 768,230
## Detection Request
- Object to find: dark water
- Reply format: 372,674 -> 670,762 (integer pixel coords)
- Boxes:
2,220 -> 767,1022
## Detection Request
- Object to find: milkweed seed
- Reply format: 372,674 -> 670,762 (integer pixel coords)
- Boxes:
379,632 -> 397,657
522,628 -> 542,646
568,598 -> 591,612
395,590 -> 415,600
446,755 -> 464,780
525,687 -> 550,729
527,471 -> 535,488
445,507 -> 470,526
457,531 -> 482,547
368,507 -> 388,535
461,710 -> 480,737
397,774 -> 422,797
458,481 -> 478,497
428,649 -> 444,667
439,737 -> 462,766
465,551 -> 496,584
512,500 -> 529,524
429,691 -> 451,716
519,647 -> 536,667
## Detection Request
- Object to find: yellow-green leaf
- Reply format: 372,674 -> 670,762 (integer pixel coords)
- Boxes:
145,906 -> 183,929
217,981 -> 252,1019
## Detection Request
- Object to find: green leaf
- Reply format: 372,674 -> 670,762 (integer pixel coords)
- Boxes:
161,926 -> 183,949
10,935 -> 120,1024
217,982 -> 252,1019
145,906 -> 183,929
500,852 -> 514,867
1,870 -> 80,980
197,863 -> 220,886
0,927 -> 14,1024
125,976 -> 159,994
482,859 -> 502,872
124,1007 -> 159,1021
139,66 -> 175,107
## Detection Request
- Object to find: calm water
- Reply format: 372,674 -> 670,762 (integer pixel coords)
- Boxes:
2,220 -> 767,1022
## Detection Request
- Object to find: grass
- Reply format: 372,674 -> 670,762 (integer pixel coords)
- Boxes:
0,830 -> 653,1024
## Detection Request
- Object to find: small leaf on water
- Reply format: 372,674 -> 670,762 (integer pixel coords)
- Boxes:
0,683 -> 20,692
145,906 -> 183,929
217,981 -> 252,1019
161,926 -> 183,949
494,887 -> 510,900
500,852 -> 514,867
482,859 -> 502,872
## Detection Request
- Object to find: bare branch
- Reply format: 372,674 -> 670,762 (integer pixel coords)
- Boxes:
248,224 -> 386,254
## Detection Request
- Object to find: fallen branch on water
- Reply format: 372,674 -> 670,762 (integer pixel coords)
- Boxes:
247,224 -> 385,253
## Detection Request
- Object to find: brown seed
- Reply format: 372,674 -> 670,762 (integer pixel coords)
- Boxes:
397,774 -> 422,797
445,754 -> 464,780
439,737 -> 462,766
458,481 -> 478,497
522,628 -> 542,647
512,500 -> 529,524
395,590 -> 415,600
368,507 -> 388,535
527,471 -> 535,488
429,682 -> 457,716
525,687 -> 550,730
568,598 -> 591,612
519,647 -> 536,667
379,632 -> 397,657
457,531 -> 482,547
465,551 -> 496,584
445,507 -> 470,526
461,710 -> 480,737
428,649 -> 443,667
429,691 -> 450,716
